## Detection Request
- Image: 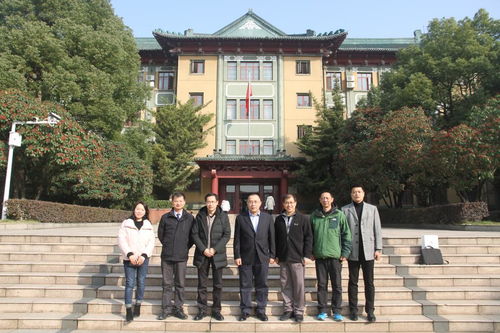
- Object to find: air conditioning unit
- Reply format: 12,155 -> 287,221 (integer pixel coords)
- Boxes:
346,81 -> 355,89
346,74 -> 355,82
146,75 -> 155,81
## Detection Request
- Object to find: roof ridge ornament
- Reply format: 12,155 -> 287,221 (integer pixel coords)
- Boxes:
239,19 -> 262,30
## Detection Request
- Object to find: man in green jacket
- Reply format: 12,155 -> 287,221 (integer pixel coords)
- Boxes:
311,191 -> 351,322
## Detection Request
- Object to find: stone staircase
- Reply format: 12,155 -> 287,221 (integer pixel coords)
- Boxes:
0,229 -> 499,332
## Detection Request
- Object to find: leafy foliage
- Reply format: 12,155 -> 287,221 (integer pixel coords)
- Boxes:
0,0 -> 149,138
375,9 -> 499,129
152,100 -> 213,198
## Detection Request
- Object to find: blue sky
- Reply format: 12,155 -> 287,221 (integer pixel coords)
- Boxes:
110,0 -> 499,38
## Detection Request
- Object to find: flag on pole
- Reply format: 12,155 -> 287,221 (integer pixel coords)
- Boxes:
245,81 -> 252,118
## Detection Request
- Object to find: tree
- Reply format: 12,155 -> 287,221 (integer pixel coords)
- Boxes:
295,91 -> 346,201
341,107 -> 434,208
0,89 -> 101,199
51,141 -> 153,208
152,100 -> 213,198
377,9 -> 499,129
0,0 -> 149,139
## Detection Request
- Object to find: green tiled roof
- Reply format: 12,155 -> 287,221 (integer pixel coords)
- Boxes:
135,37 -> 161,50
340,38 -> 417,51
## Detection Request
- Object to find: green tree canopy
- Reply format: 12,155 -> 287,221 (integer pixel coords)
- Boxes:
0,0 -> 149,139
376,9 -> 499,129
152,100 -> 213,198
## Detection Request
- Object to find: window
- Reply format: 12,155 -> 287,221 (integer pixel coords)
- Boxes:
297,125 -> 312,139
263,62 -> 273,80
226,99 -> 237,120
227,61 -> 237,80
296,60 -> 310,74
189,93 -> 203,106
240,100 -> 259,119
226,140 -> 236,154
158,72 -> 175,90
263,100 -> 273,120
357,73 -> 372,91
190,60 -> 205,74
240,62 -> 260,81
263,140 -> 273,155
326,72 -> 342,90
297,93 -> 311,107
156,93 -> 175,105
240,140 -> 260,155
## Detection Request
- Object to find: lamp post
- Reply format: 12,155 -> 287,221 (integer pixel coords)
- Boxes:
1,112 -> 61,220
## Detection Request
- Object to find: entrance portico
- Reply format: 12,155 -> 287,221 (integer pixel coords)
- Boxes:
196,155 -> 300,214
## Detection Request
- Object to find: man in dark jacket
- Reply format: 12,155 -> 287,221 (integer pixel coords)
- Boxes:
274,194 -> 313,323
191,193 -> 231,321
234,193 -> 275,322
157,192 -> 194,320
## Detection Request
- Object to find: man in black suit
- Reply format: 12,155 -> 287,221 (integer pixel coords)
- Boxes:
234,193 -> 276,322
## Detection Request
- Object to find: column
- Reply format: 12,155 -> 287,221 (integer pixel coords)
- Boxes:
211,169 -> 219,195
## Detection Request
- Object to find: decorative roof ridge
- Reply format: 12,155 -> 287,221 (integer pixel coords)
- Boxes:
153,30 -> 348,41
213,10 -> 287,37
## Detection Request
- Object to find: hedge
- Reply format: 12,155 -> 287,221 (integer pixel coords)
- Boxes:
379,201 -> 490,225
6,199 -> 130,223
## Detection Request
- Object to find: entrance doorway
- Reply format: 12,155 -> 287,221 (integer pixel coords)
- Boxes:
220,181 -> 279,214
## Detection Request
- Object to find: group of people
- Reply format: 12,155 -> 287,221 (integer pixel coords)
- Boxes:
117,185 -> 382,324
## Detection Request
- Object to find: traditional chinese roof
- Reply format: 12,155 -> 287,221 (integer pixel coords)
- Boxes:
196,154 -> 301,162
340,37 -> 418,52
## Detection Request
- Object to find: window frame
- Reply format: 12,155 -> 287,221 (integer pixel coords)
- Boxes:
296,60 -> 311,75
189,92 -> 204,106
357,72 -> 372,91
190,60 -> 205,74
297,93 -> 312,108
157,71 -> 175,90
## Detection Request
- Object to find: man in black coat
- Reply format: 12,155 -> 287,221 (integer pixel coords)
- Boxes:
274,194 -> 313,323
234,193 -> 276,322
191,193 -> 231,321
157,192 -> 194,320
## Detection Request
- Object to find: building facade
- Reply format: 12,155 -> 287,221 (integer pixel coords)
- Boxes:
137,11 -> 420,213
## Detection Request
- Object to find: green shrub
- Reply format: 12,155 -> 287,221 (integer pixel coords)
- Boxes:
379,201 -> 489,225
144,199 -> 171,209
6,199 -> 129,223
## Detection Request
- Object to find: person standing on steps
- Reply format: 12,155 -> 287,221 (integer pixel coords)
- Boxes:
157,192 -> 195,320
191,193 -> 231,321
274,194 -> 313,323
311,191 -> 351,322
234,193 -> 276,322
342,185 -> 382,323
118,201 -> 155,322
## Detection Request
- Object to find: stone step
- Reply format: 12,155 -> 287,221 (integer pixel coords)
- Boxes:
387,254 -> 500,265
1,234 -> 499,246
409,286 -> 500,300
384,244 -> 500,255
0,284 -> 414,301
0,298 -> 424,316
3,312 -> 499,332
0,272 -> 405,288
0,261 -> 397,275
395,264 -> 500,275
403,275 -> 500,287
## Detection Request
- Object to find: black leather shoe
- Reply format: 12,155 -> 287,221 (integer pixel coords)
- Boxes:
212,312 -> 224,321
349,313 -> 358,321
239,313 -> 249,321
295,315 -> 304,323
256,313 -> 268,321
157,311 -> 170,320
126,308 -> 133,322
194,312 -> 206,321
279,311 -> 293,321
173,309 -> 187,320
367,313 -> 376,322
133,304 -> 141,317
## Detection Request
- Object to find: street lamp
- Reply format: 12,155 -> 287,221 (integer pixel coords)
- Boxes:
1,112 -> 61,220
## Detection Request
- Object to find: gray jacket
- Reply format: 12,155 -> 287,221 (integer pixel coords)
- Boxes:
341,202 -> 382,261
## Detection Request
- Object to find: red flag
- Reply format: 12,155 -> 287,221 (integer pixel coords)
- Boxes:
245,81 -> 252,118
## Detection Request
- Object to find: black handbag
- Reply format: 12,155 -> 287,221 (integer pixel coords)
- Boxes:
420,247 -> 444,265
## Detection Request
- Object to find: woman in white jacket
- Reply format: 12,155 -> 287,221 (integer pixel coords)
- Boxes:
118,202 -> 155,322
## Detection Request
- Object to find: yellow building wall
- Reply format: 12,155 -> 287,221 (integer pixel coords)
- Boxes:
282,56 -> 324,156
176,55 -> 218,158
